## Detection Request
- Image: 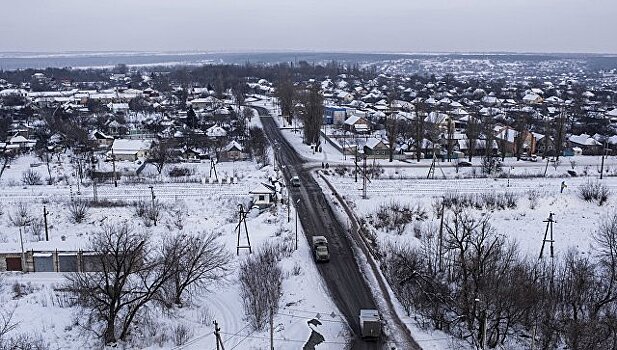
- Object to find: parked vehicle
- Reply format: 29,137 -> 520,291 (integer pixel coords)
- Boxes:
311,236 -> 329,262
359,309 -> 382,339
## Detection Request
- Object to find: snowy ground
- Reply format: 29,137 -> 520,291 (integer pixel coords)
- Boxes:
0,155 -> 348,349
250,96 -> 617,349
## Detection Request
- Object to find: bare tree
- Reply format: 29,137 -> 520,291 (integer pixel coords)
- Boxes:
9,202 -> 32,227
248,127 -> 268,164
385,113 -> 399,162
300,83 -> 324,145
149,141 -> 171,175
553,110 -> 569,161
466,114 -> 481,162
66,224 -> 174,345
275,74 -> 296,124
0,152 -> 15,180
160,231 -> 231,307
411,102 -> 426,162
238,244 -> 283,331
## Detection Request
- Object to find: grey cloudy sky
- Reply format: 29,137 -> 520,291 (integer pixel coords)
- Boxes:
1,0 -> 616,54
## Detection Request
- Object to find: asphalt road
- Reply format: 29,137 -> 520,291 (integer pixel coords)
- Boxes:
255,107 -> 419,350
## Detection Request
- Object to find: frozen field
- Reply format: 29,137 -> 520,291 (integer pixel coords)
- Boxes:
0,156 -> 348,349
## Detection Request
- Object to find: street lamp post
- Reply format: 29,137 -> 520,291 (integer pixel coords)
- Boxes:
295,199 -> 300,250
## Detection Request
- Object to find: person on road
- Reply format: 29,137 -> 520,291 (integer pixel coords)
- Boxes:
561,181 -> 567,193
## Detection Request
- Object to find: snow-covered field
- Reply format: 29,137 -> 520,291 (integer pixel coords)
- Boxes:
0,155 -> 348,349
249,97 -> 617,349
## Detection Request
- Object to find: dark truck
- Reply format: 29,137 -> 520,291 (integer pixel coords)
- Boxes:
311,236 -> 330,262
359,309 -> 382,339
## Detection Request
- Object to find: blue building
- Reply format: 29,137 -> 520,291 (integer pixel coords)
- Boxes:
323,106 -> 348,125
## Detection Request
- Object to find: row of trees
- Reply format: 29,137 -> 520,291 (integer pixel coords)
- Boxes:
382,209 -> 617,349
67,224 -> 231,345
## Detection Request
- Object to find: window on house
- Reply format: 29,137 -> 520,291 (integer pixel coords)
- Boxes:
259,195 -> 265,201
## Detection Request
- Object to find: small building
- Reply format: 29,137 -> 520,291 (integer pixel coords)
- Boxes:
343,115 -> 371,134
323,106 -> 347,125
249,183 -> 277,208
109,138 -> 153,161
221,141 -> 246,161
364,138 -> 389,158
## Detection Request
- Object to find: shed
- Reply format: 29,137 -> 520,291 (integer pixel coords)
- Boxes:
58,253 -> 79,272
249,183 -> 277,208
33,252 -> 54,272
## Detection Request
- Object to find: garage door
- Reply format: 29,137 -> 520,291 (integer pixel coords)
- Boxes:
33,253 -> 54,272
82,254 -> 103,272
5,257 -> 22,271
58,254 -> 78,272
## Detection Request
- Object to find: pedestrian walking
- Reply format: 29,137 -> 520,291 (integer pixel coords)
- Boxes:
560,181 -> 567,193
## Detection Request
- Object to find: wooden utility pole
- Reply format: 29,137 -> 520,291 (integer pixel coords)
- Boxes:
269,306 -> 274,350
43,206 -> 49,241
148,186 -> 157,226
111,149 -> 118,187
539,212 -> 555,260
213,320 -> 225,350
210,158 -> 219,181
236,204 -> 252,255
600,141 -> 608,180
438,200 -> 445,272
362,155 -> 367,199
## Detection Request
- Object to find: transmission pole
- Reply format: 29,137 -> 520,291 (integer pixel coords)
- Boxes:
362,155 -> 367,199
539,212 -> 555,260
236,204 -> 252,255
43,206 -> 50,241
213,320 -> 225,350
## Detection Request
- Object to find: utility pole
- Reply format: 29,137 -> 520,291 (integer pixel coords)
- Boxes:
287,189 -> 290,223
213,320 -> 225,350
149,186 -> 157,226
111,149 -> 118,187
539,212 -> 555,260
19,227 -> 26,272
438,200 -> 445,272
295,199 -> 300,250
236,204 -> 252,255
270,306 -> 274,350
43,206 -> 49,241
600,141 -> 608,180
362,155 -> 367,199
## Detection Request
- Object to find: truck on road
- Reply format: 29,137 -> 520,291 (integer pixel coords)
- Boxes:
312,236 -> 330,262
359,309 -> 382,339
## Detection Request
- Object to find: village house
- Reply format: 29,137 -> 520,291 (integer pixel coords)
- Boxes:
221,140 -> 247,161
343,115 -> 371,134
108,139 -> 153,161
363,138 -> 389,158
249,183 -> 277,208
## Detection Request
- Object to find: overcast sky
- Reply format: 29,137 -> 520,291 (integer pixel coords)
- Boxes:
1,0 -> 616,54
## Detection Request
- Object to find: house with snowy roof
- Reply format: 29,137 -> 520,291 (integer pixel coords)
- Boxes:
249,183 -> 277,208
221,140 -> 247,161
568,134 -> 602,155
109,139 -> 153,161
343,115 -> 371,134
363,138 -> 389,158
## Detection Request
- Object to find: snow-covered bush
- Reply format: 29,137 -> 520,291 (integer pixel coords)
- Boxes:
8,202 -> 32,227
68,199 -> 89,224
21,169 -> 42,186
579,179 -> 610,205
370,201 -> 427,235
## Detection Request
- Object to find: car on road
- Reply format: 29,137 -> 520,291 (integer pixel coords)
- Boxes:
291,176 -> 301,187
359,309 -> 382,339
312,236 -> 330,262
457,161 -> 472,167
